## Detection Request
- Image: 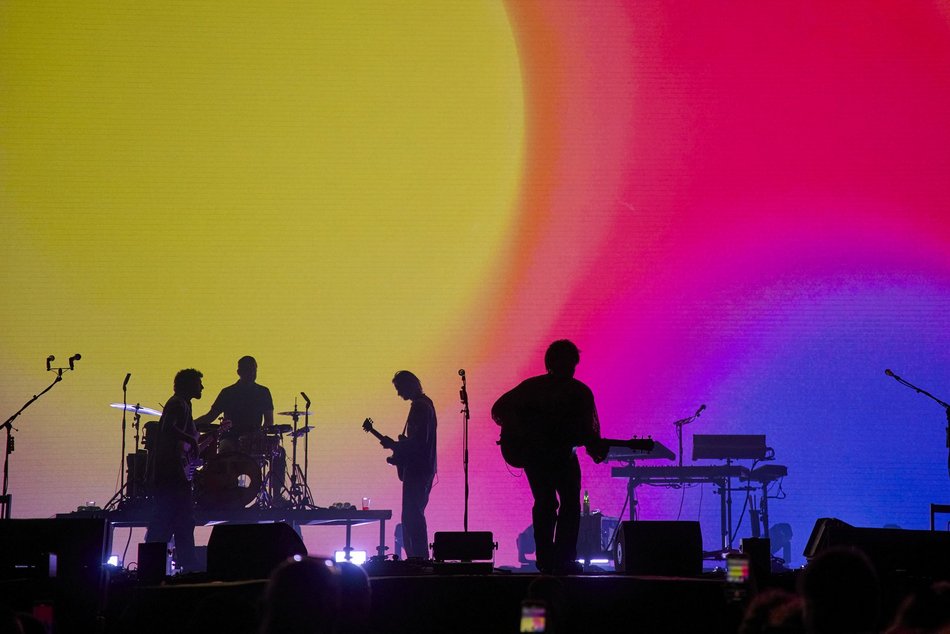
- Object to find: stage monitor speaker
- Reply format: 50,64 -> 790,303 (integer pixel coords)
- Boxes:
431,531 -> 495,561
207,522 -> 307,580
804,518 -> 950,579
614,521 -> 702,577
137,542 -> 170,584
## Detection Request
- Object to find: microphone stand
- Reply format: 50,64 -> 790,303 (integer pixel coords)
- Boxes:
459,370 -> 470,532
301,392 -> 313,507
120,382 -> 128,505
2,361 -> 73,519
672,405 -> 705,468
886,370 -> 950,479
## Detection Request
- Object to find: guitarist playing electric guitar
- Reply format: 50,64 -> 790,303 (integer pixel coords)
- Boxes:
362,371 -> 437,559
181,418 -> 232,481
491,340 -> 612,575
144,367 -> 206,573
362,418 -> 407,481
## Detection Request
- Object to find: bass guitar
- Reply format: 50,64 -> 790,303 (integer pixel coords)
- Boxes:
362,418 -> 407,481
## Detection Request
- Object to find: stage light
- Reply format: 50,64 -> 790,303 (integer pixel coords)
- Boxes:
334,550 -> 367,565
106,555 -> 120,567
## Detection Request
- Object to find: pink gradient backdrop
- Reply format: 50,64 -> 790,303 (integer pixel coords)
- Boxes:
466,1 -> 950,564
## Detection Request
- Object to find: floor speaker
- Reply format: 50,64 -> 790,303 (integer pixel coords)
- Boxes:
207,522 -> 307,580
804,518 -> 950,579
432,531 -> 495,561
137,542 -> 170,584
614,520 -> 703,576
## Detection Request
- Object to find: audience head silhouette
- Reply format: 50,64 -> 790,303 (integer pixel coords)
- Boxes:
259,556 -> 341,634
336,561 -> 372,634
800,547 -> 880,634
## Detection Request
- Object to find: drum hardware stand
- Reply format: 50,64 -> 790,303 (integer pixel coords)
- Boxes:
2,355 -> 79,519
255,451 -> 276,509
286,399 -> 315,509
105,401 -> 155,511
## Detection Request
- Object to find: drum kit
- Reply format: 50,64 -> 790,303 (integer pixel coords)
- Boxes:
106,402 -> 316,512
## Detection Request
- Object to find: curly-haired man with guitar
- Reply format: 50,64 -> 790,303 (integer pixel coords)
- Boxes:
144,367 -> 204,573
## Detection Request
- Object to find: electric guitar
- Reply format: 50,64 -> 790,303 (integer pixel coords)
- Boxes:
499,430 -> 655,469
181,419 -> 232,482
362,418 -> 407,481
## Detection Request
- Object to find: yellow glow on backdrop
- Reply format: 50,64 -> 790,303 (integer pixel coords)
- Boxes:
0,0 -> 522,546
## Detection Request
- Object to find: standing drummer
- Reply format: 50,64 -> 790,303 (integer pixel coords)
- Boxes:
195,355 -> 274,453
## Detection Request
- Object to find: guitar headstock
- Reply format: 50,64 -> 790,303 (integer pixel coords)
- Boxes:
362,417 -> 374,432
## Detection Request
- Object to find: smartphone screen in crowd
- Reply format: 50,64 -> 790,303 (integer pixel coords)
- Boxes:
520,600 -> 547,633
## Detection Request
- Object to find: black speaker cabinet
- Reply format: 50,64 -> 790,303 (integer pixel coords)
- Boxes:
137,542 -> 171,584
614,520 -> 703,576
804,518 -> 950,580
0,518 -> 108,633
207,522 -> 307,580
432,531 -> 495,561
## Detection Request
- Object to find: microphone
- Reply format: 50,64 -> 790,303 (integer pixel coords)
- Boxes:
46,355 -> 55,371
301,392 -> 311,407
884,369 -> 895,377
123,373 -> 132,390
458,369 -> 465,377
695,404 -> 706,416
68,354 -> 81,370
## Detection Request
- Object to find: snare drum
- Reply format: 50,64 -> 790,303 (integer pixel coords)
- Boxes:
239,431 -> 279,457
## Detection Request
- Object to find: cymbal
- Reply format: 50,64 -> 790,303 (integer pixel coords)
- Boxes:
291,426 -> 314,438
277,410 -> 314,417
110,403 -> 162,417
262,424 -> 293,435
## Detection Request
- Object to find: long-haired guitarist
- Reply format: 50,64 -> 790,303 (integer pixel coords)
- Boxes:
382,370 -> 438,559
144,367 -> 204,573
491,340 -> 606,574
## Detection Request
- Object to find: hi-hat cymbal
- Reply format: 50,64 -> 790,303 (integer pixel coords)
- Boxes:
110,403 -> 162,417
262,424 -> 293,435
277,410 -> 314,417
291,426 -> 314,438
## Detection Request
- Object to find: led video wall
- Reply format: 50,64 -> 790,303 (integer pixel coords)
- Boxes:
2,1 -> 949,566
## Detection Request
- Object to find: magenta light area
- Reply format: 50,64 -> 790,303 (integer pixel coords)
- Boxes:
469,1 -> 950,565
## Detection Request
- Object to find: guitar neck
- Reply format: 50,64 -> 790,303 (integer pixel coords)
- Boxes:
366,426 -> 391,445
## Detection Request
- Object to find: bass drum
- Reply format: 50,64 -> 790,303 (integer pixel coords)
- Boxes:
194,451 -> 262,510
